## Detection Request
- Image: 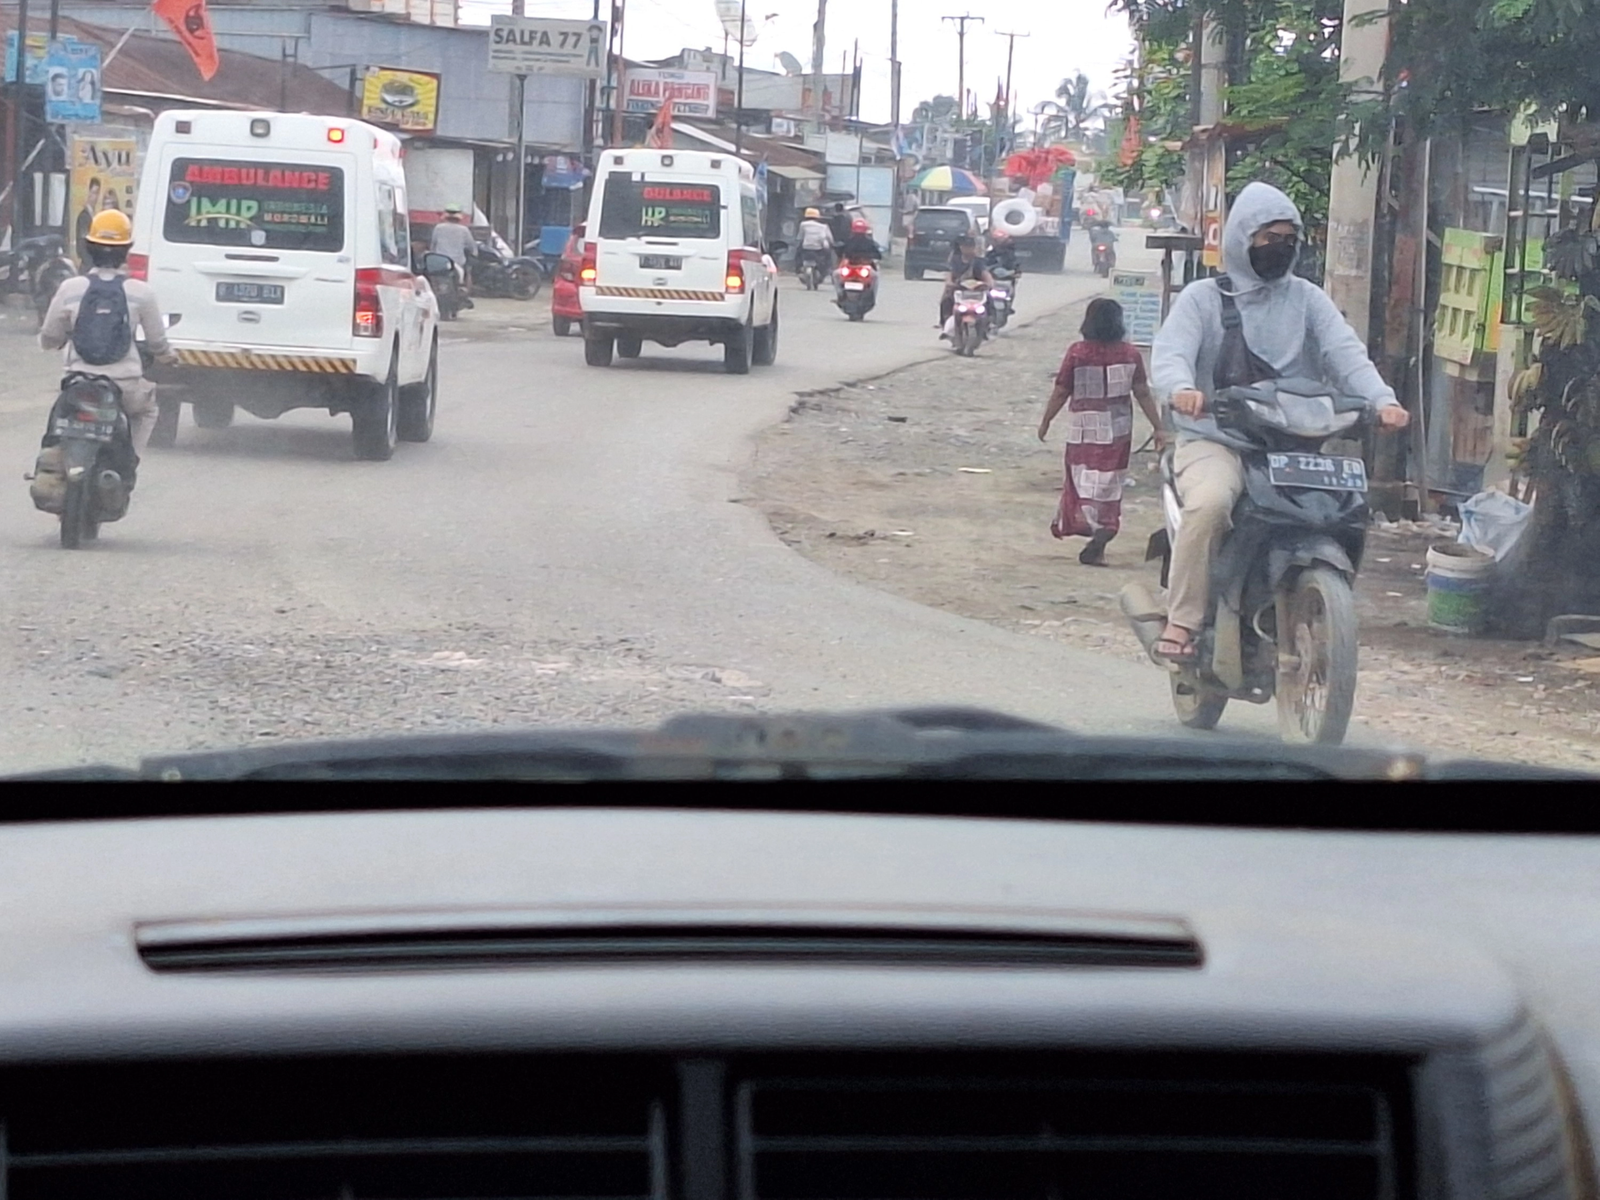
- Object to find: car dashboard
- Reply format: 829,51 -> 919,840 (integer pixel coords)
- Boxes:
0,807 -> 1592,1200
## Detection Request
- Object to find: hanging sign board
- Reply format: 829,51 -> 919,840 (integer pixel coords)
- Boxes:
488,16 -> 608,77
361,67 -> 441,133
1111,269 -> 1164,347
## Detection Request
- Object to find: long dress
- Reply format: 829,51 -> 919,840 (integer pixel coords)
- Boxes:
1050,339 -> 1147,540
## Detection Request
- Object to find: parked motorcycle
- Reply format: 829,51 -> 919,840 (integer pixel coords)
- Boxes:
1089,224 -> 1117,277
27,373 -> 136,549
417,251 -> 466,320
946,287 -> 990,357
469,238 -> 542,301
1,234 -> 77,323
1119,381 -> 1375,745
834,260 -> 877,320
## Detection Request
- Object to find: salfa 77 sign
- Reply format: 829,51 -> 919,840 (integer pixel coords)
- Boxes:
488,16 -> 607,78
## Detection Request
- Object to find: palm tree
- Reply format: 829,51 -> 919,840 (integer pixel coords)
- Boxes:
1050,71 -> 1117,142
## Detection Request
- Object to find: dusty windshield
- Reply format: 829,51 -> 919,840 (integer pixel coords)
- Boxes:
0,0 -> 1593,778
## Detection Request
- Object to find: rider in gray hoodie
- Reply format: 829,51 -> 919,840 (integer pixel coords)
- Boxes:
1148,182 -> 1409,661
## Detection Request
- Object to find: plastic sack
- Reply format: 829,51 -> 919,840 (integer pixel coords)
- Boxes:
1457,488 -> 1533,562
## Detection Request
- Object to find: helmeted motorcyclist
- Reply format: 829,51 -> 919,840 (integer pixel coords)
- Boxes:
939,235 -> 993,334
1148,181 -> 1411,664
796,206 -> 835,278
838,216 -> 881,265
38,209 -> 176,469
985,229 -> 1021,276
430,203 -> 476,295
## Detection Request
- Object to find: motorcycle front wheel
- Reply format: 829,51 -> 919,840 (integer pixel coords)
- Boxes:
509,266 -> 539,300
1276,566 -> 1359,745
1171,674 -> 1228,730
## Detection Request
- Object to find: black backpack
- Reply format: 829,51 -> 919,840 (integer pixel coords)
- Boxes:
71,273 -> 133,366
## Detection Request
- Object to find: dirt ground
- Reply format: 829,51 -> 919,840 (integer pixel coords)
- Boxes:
743,293 -> 1600,770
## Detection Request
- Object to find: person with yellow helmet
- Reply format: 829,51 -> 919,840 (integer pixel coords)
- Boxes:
796,206 -> 835,280
39,208 -> 176,466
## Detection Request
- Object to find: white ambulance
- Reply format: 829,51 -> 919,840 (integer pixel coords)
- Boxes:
131,111 -> 439,461
578,148 -> 781,374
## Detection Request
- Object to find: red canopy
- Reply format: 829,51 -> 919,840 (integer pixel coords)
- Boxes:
1004,146 -> 1077,190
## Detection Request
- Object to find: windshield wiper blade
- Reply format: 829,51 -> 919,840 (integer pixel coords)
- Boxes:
2,709 -> 1590,813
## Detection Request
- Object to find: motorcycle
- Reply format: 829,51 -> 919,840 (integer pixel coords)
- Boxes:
468,237 -> 542,301
834,260 -> 877,320
988,267 -> 1018,330
417,251 -> 466,320
1089,224 -> 1117,277
1,234 -> 77,324
798,249 -> 827,292
27,372 -> 136,549
1119,381 -> 1374,746
946,287 -> 990,357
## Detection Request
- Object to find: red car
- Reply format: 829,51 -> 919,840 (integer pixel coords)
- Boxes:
551,225 -> 584,337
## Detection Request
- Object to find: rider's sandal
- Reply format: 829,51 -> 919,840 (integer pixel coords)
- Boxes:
1151,635 -> 1197,664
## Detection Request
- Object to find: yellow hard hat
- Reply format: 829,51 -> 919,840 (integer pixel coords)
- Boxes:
86,209 -> 134,246
803,207 -> 821,219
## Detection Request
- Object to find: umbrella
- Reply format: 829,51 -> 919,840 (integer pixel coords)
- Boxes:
911,165 -> 987,195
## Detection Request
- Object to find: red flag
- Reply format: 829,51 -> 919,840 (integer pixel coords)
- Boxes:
644,100 -> 673,149
153,0 -> 219,82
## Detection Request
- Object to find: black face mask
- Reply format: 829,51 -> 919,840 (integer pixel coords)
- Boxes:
1249,240 -> 1297,281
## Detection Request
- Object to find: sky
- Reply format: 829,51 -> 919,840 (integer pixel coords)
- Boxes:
458,0 -> 1136,129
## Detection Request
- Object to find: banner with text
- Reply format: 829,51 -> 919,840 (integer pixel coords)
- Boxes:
623,69 -> 717,119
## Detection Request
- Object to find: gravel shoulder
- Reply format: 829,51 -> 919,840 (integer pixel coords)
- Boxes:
743,296 -> 1600,770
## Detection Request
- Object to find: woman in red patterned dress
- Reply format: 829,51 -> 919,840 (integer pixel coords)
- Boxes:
1037,298 -> 1169,565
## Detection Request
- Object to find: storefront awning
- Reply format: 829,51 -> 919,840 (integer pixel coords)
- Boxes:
766,164 -> 825,182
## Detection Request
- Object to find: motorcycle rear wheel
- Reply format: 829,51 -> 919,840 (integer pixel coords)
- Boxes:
60,478 -> 93,550
1276,566 -> 1359,745
1171,674 -> 1228,730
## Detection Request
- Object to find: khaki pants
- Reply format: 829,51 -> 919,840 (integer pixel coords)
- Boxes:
115,377 -> 158,456
1167,438 -> 1246,632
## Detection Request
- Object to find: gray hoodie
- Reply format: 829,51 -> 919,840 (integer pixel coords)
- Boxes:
1150,182 -> 1398,450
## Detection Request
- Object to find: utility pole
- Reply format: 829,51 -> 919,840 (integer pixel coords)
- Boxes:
610,0 -> 626,146
809,0 -> 827,133
10,0 -> 31,241
942,14 -> 982,126
889,0 -> 901,133
994,30 -> 1027,169
735,0 -> 746,154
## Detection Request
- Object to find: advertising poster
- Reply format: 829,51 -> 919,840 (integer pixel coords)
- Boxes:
360,67 -> 441,134
4,31 -> 50,84
623,69 -> 718,118
46,40 -> 101,124
1110,269 -> 1164,347
69,135 -> 138,266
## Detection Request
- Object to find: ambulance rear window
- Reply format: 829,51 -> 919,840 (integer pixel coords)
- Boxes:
599,176 -> 722,239
163,158 -> 345,251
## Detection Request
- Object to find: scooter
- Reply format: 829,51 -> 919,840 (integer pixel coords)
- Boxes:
1,234 -> 77,324
417,251 -> 466,320
468,237 -> 542,300
1089,224 -> 1117,277
946,287 -> 990,357
988,267 -> 1018,330
834,260 -> 877,320
1119,381 -> 1375,745
27,372 -> 137,549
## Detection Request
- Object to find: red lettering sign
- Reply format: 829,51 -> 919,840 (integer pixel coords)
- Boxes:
184,163 -> 333,190
641,186 -> 713,202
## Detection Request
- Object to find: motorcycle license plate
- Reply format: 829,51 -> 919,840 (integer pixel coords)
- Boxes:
844,282 -> 866,290
53,417 -> 114,442
216,282 -> 284,305
638,255 -> 681,270
1267,453 -> 1368,492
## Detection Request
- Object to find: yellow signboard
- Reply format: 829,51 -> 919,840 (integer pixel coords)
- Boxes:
360,67 -> 440,134
69,135 -> 138,268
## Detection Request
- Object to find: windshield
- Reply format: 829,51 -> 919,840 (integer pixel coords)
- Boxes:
163,157 -> 345,252
5,5 -> 1594,785
599,177 -> 721,239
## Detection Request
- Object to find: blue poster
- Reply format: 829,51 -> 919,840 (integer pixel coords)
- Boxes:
4,31 -> 50,84
46,40 -> 101,123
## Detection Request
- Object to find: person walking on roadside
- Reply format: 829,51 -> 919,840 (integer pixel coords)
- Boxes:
1038,298 -> 1168,565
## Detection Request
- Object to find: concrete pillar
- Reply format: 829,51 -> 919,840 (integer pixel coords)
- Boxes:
1324,0 -> 1391,344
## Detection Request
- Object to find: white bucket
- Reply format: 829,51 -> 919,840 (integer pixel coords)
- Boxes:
1425,542 -> 1494,635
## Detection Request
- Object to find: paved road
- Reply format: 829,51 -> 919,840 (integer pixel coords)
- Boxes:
0,238 -> 1329,772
